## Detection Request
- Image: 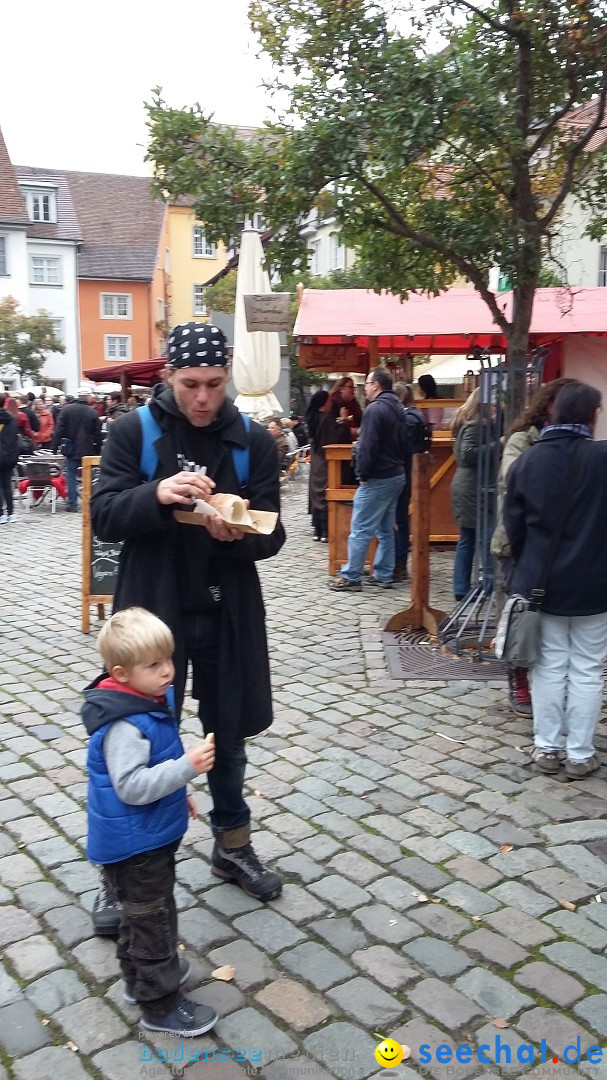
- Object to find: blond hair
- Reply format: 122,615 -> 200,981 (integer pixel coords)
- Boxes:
451,386 -> 480,433
97,607 -> 174,671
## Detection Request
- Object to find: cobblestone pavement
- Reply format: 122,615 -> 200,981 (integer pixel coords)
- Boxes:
1,476 -> 607,1080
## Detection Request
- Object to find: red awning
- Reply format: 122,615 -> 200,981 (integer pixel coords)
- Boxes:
293,287 -> 607,354
83,358 -> 167,386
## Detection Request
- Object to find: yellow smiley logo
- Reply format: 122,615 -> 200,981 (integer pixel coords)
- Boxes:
375,1039 -> 404,1068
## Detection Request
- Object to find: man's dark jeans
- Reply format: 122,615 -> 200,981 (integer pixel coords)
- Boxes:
180,611 -> 249,836
66,456 -> 80,509
0,467 -> 14,516
104,841 -> 181,1018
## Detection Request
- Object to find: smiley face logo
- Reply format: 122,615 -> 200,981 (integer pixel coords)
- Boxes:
375,1039 -> 404,1068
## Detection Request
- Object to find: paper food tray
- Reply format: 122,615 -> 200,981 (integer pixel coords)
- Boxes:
174,492 -> 278,535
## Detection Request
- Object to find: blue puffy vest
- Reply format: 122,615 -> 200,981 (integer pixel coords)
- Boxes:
87,707 -> 188,865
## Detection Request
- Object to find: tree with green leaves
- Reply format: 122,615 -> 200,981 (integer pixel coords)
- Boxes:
0,296 -> 65,385
146,0 -> 607,414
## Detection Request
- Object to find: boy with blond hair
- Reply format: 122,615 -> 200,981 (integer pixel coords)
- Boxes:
83,606 -> 217,1037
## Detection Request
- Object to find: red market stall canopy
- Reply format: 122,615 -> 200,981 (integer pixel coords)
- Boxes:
294,287 -> 607,371
83,358 -> 166,387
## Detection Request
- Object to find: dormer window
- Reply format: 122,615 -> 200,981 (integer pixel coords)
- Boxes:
23,186 -> 58,224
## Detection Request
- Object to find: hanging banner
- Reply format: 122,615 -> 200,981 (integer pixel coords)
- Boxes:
244,293 -> 292,332
298,342 -> 368,372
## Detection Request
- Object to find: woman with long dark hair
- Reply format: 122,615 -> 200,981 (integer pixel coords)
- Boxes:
305,391 -> 351,542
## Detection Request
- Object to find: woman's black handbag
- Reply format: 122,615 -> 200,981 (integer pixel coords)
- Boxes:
17,434 -> 35,455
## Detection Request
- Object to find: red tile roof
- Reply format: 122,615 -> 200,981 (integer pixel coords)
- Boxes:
560,98 -> 607,154
0,128 -> 28,225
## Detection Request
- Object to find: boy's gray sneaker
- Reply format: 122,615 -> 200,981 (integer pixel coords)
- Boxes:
124,956 -> 191,1004
212,840 -> 282,901
92,873 -> 122,936
140,998 -> 218,1037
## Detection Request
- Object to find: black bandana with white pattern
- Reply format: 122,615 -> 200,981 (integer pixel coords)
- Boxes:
166,322 -> 228,368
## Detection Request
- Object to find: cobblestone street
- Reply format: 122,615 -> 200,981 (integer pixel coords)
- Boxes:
1,476 -> 607,1080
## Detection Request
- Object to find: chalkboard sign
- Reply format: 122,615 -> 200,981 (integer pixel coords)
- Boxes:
81,457 -> 123,633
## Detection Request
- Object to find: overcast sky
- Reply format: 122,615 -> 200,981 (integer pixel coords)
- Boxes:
2,0 -> 275,175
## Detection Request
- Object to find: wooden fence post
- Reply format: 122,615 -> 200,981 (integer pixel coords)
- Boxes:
384,453 -> 446,636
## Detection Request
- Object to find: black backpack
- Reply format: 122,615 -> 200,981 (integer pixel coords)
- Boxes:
405,407 -> 433,454
0,412 -> 19,468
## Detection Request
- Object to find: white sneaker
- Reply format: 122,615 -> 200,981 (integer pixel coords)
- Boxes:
6,514 -> 16,523
0,514 -> 8,524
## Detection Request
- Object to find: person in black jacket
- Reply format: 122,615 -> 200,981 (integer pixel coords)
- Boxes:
0,394 -> 19,523
504,380 -> 607,781
52,392 -> 102,511
20,393 -> 40,433
330,368 -> 407,590
90,322 -> 286,935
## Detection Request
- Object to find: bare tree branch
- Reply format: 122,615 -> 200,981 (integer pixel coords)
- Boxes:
438,137 -> 515,205
527,92 -> 577,159
540,85 -> 607,231
451,0 -> 521,40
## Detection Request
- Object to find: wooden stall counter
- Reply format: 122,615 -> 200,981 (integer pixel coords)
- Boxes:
325,432 -> 459,575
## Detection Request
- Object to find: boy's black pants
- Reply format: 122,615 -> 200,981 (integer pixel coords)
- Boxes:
104,840 -> 181,1018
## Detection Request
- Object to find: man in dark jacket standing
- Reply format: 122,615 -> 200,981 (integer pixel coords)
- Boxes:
52,392 -> 102,511
0,394 -> 19,523
330,368 -> 407,590
90,322 -> 286,935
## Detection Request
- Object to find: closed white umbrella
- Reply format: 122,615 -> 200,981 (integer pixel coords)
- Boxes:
232,230 -> 282,420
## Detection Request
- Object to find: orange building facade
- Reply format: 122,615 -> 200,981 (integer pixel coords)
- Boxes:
78,212 -> 171,377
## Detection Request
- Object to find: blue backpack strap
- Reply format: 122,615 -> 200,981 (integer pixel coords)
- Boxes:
231,412 -> 251,489
138,403 -> 163,481
166,684 -> 176,715
138,402 -> 250,487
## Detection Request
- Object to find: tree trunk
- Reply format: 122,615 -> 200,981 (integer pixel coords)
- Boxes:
506,284 -> 536,424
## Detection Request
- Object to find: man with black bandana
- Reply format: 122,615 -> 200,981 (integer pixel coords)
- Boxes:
89,323 -> 286,934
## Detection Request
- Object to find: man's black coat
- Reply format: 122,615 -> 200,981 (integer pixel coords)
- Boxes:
91,388 -> 285,747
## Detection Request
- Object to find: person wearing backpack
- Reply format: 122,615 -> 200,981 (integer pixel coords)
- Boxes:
393,383 -> 429,581
0,394 -> 19,523
52,391 -> 102,511
90,322 -> 286,936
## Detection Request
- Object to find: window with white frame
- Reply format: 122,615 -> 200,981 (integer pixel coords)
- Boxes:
30,255 -> 61,285
104,335 -> 131,360
25,187 -> 58,223
599,248 -> 607,288
193,226 -> 216,257
101,293 -> 131,318
51,318 -> 64,344
329,232 -> 345,271
310,239 -> 322,277
193,284 -> 208,317
0,236 -> 6,275
156,298 -> 165,322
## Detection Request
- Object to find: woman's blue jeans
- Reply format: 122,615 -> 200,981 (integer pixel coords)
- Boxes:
453,527 -> 476,598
